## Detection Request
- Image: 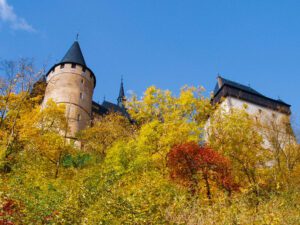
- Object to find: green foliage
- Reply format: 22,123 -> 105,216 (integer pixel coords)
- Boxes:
62,153 -> 91,168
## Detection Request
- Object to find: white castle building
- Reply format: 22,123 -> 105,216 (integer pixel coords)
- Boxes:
212,76 -> 291,119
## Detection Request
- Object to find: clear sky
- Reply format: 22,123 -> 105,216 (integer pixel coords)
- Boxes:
0,0 -> 299,131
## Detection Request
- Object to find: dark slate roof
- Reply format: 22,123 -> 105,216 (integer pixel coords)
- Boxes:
117,78 -> 126,107
45,41 -> 96,87
118,79 -> 125,101
212,76 -> 291,115
92,101 -> 108,116
214,77 -> 264,97
102,100 -> 130,118
102,100 -> 125,113
61,41 -> 86,66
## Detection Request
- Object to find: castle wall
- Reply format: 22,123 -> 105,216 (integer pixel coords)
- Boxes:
205,97 -> 292,149
222,97 -> 288,122
43,63 -> 95,137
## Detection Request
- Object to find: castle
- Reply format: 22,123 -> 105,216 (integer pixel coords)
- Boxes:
42,41 -> 128,139
42,41 -> 291,138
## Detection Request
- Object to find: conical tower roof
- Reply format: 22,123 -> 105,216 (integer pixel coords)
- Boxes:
46,40 -> 96,87
61,41 -> 86,66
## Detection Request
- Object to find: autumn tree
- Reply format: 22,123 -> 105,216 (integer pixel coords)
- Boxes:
0,58 -> 44,171
78,112 -> 135,159
17,99 -> 72,178
207,107 -> 269,195
259,115 -> 300,187
167,142 -> 237,199
126,86 -> 212,164
127,86 -> 212,126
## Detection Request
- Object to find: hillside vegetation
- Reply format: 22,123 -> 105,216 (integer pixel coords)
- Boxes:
0,61 -> 300,224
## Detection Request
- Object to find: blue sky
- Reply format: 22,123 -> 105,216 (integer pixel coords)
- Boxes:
0,0 -> 299,131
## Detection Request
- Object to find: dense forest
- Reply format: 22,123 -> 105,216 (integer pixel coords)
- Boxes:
1,59 -> 300,224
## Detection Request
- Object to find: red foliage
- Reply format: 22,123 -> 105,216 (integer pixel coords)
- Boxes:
0,199 -> 15,225
0,220 -> 14,225
0,198 -> 24,225
167,142 -> 238,196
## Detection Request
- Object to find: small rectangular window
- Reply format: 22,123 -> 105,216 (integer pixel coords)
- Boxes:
80,92 -> 83,99
82,67 -> 86,72
81,79 -> 84,84
77,114 -> 81,121
71,63 -> 76,68
60,64 -> 65,69
90,74 -> 92,78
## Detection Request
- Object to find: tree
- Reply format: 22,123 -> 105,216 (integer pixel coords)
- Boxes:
126,86 -> 212,167
260,115 -> 300,187
167,142 -> 237,199
0,58 -> 44,172
78,113 -> 135,159
0,58 -> 44,127
18,99 -> 70,178
207,107 -> 268,195
127,85 -> 212,126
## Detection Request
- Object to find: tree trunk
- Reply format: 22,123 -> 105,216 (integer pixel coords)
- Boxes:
203,173 -> 212,200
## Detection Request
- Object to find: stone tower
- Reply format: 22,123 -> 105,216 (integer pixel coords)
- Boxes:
43,41 -> 96,138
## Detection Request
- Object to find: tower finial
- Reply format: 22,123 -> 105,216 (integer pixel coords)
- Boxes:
76,33 -> 79,41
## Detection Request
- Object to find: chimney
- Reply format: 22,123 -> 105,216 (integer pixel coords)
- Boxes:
217,75 -> 223,88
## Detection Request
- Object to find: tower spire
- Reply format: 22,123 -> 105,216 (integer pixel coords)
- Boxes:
61,41 -> 86,66
117,76 -> 125,107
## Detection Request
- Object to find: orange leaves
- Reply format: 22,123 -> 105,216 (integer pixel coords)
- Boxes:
167,142 -> 238,197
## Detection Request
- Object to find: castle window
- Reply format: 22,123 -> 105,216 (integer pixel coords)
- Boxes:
80,92 -> 83,99
82,67 -> 86,73
60,64 -> 65,69
71,63 -> 76,69
77,114 -> 81,121
90,74 -> 92,78
81,79 -> 84,84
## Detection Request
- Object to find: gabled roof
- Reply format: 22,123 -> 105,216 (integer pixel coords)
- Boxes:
214,76 -> 264,97
60,41 -> 86,66
212,76 -> 291,114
